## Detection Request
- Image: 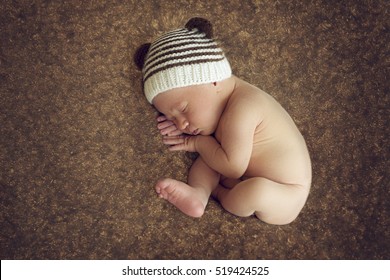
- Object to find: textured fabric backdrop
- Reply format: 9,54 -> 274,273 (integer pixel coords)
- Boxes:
0,0 -> 388,259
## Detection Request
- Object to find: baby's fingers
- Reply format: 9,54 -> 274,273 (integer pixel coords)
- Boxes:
162,135 -> 185,145
167,144 -> 187,152
159,124 -> 180,136
157,120 -> 175,130
157,115 -> 168,122
167,129 -> 183,136
163,135 -> 196,152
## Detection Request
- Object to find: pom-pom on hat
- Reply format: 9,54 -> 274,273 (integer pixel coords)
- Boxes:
136,18 -> 232,104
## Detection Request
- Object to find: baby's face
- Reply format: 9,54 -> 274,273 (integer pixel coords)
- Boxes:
153,83 -> 221,135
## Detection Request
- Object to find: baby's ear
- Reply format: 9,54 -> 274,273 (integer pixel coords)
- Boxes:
185,17 -> 213,39
133,43 -> 151,71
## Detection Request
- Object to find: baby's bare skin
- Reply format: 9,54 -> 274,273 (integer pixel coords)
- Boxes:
153,76 -> 311,225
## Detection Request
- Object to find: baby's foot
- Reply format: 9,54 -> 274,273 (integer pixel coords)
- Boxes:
155,178 -> 206,218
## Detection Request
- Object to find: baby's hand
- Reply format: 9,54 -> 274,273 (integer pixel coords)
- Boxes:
157,115 -> 183,136
157,115 -> 197,152
162,135 -> 197,152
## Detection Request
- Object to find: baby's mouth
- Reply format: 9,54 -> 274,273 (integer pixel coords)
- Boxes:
191,129 -> 200,135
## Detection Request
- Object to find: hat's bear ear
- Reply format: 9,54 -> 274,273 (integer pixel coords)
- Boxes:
134,43 -> 151,71
185,17 -> 213,39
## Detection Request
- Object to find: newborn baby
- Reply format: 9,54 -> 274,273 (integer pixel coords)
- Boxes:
135,18 -> 311,225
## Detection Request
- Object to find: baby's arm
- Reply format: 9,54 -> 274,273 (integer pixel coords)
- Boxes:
164,100 -> 259,179
196,104 -> 258,178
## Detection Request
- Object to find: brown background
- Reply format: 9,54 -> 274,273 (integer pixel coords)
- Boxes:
1,0 -> 388,259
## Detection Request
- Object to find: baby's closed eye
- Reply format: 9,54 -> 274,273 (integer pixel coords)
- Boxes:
181,104 -> 188,113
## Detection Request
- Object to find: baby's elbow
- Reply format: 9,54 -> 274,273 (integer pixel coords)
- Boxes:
225,164 -> 246,179
221,153 -> 248,178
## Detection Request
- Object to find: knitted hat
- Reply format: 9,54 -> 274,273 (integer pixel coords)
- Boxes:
134,18 -> 232,103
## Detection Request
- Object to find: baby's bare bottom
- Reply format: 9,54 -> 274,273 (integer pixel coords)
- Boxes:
214,177 -> 309,225
156,156 -> 309,225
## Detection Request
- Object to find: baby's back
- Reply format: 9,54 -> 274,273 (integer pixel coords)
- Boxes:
236,80 -> 312,187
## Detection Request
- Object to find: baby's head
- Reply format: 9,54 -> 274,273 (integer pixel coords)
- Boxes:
134,18 -> 232,135
134,17 -> 232,104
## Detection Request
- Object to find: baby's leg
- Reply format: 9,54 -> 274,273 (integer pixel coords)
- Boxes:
219,175 -> 242,189
155,157 -> 220,218
213,177 -> 309,225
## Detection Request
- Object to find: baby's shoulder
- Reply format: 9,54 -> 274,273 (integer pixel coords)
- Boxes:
228,81 -> 266,111
220,83 -> 264,125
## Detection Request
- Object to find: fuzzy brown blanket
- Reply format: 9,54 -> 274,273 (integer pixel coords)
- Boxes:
0,0 -> 388,259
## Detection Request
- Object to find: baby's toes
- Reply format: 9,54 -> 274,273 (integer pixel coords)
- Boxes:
155,178 -> 175,197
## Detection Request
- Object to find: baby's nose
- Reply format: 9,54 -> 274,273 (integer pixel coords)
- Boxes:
178,120 -> 189,131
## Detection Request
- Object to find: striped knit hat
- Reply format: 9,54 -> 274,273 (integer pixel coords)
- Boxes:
135,18 -> 232,103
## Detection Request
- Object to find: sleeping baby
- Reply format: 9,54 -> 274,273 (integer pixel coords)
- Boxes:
134,18 -> 311,225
